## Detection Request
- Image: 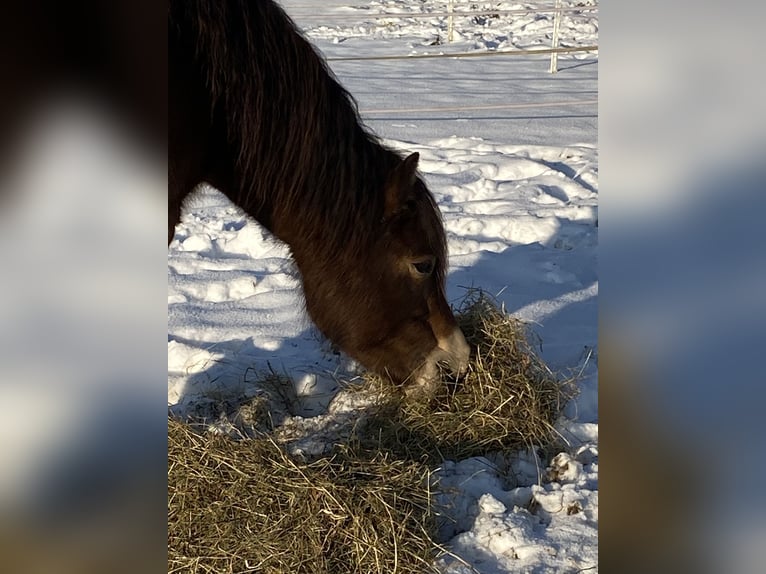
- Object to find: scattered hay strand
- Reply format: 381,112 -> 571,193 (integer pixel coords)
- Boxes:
168,418 -> 441,574
356,289 -> 575,463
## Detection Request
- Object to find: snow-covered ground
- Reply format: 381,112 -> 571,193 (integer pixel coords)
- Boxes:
168,1 -> 598,571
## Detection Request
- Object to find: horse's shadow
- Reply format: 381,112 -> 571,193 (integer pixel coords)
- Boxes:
168,329 -> 352,426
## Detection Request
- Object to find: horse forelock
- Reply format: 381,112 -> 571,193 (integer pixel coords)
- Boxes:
431,206 -> 450,304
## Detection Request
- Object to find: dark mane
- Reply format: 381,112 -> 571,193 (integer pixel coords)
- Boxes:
169,0 -> 401,252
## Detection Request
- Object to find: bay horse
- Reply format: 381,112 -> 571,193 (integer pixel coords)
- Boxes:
168,0 -> 469,388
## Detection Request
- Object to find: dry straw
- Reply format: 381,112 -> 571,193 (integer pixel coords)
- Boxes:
168,289 -> 574,573
356,289 -> 574,463
168,418 -> 442,574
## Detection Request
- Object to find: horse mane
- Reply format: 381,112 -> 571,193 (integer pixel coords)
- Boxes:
169,0 -> 404,252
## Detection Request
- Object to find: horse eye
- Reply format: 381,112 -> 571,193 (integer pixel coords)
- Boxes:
412,258 -> 435,276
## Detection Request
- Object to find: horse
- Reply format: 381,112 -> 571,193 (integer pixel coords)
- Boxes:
168,0 -> 469,389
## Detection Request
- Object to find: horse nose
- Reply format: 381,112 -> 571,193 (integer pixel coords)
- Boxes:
425,292 -> 470,376
438,326 -> 471,375
422,326 -> 470,377
410,327 -> 470,396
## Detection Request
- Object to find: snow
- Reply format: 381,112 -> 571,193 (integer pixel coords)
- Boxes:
168,1 -> 598,571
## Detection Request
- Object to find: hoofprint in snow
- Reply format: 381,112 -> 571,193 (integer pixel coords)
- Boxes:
169,1 -> 597,572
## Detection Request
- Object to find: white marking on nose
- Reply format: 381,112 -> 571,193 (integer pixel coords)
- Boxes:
411,327 -> 471,394
436,327 -> 470,374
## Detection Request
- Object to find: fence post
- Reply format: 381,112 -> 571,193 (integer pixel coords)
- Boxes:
550,0 -> 562,73
447,0 -> 454,43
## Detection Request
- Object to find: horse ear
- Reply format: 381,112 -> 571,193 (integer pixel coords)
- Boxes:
398,152 -> 420,187
384,152 -> 420,219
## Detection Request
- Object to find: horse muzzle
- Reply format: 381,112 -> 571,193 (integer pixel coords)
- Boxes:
411,326 -> 471,392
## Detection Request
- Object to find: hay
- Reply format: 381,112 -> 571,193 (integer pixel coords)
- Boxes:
356,290 -> 575,463
168,290 -> 576,572
168,418 -> 441,574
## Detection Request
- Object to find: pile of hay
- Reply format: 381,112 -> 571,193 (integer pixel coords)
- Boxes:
356,290 -> 574,462
168,418 -> 442,574
168,290 -> 575,572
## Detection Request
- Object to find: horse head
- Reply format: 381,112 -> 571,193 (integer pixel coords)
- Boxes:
296,152 -> 470,390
